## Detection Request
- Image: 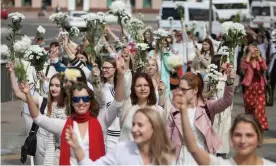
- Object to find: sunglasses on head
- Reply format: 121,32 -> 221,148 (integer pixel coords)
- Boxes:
72,96 -> 91,103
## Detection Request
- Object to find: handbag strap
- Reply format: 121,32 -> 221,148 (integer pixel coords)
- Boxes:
28,97 -> 48,136
45,65 -> 50,77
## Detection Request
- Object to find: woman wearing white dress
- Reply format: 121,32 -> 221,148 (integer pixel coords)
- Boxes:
175,91 -> 275,165
119,72 -> 164,142
66,108 -> 176,165
19,57 -> 125,165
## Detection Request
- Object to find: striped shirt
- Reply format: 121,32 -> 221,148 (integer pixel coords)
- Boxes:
102,83 -> 121,152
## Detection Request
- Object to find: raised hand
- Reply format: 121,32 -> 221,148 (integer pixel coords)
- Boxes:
226,67 -> 236,83
6,61 -> 14,72
115,55 -> 125,75
19,81 -> 31,94
65,126 -> 80,149
158,80 -> 166,96
92,67 -> 101,80
172,89 -> 187,112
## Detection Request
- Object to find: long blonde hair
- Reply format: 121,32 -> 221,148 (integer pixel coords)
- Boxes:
135,108 -> 175,165
146,56 -> 160,90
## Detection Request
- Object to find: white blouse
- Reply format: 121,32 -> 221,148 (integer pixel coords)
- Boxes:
209,155 -> 276,165
79,141 -> 175,165
119,97 -> 164,142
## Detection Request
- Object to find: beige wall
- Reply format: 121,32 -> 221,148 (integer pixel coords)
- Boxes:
14,0 -> 161,11
32,0 -> 41,8
14,0 -> 21,7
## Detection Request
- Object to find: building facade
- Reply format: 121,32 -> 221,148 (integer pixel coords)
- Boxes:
12,0 -> 164,12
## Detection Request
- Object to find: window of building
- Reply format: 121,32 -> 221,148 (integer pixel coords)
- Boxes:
161,7 -> 182,20
44,0 -> 51,6
22,0 -> 31,6
252,6 -> 271,16
76,0 -> 83,7
273,6 -> 276,16
143,0 -> 151,8
214,3 -> 247,9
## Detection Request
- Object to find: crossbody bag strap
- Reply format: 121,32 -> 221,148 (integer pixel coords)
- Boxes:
28,97 -> 48,136
45,65 -> 50,77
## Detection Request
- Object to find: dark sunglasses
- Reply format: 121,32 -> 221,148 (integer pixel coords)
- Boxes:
178,87 -> 193,94
72,96 -> 91,103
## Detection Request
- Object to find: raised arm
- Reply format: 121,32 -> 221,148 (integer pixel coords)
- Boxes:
97,56 -> 125,128
172,89 -> 210,165
20,82 -> 65,135
6,61 -> 39,104
207,68 -> 236,117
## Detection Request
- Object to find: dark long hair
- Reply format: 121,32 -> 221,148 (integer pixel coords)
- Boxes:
130,72 -> 157,106
211,54 -> 223,72
47,73 -> 67,116
68,82 -> 99,117
201,38 -> 215,57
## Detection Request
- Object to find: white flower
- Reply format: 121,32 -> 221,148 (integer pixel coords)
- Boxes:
29,54 -> 34,60
14,35 -> 32,53
221,21 -> 233,35
37,25 -> 46,34
167,55 -> 183,69
1,45 -> 10,57
8,12 -> 25,21
135,43 -> 149,51
49,12 -> 68,25
70,27 -> 80,37
153,28 -> 170,37
109,0 -> 127,13
271,29 -> 276,42
36,56 -> 40,60
156,16 -> 161,21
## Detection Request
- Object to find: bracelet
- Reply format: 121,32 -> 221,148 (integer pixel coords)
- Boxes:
226,79 -> 234,86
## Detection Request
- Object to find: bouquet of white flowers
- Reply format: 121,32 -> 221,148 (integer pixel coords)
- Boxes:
126,18 -> 144,42
82,12 -> 107,63
6,12 -> 25,60
13,35 -> 32,82
109,1 -> 131,37
167,54 -> 183,69
14,35 -> 32,57
25,45 -> 48,72
25,45 -> 48,95
69,26 -> 80,38
206,64 -> 222,90
8,12 -> 25,22
220,21 -> 246,67
153,28 -> 169,50
134,43 -> 149,72
49,12 -> 68,27
36,25 -> 46,40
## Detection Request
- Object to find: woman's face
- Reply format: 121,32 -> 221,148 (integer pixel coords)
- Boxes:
146,59 -> 157,76
220,61 -> 228,71
132,112 -> 153,145
49,77 -> 61,98
144,31 -> 151,40
231,122 -> 259,156
122,48 -> 130,61
202,41 -> 211,51
72,88 -> 91,115
76,54 -> 87,64
83,39 -> 89,46
102,61 -> 116,79
179,80 -> 196,103
134,77 -> 150,101
248,46 -> 258,58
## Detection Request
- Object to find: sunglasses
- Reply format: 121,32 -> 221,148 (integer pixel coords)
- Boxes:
72,96 -> 91,103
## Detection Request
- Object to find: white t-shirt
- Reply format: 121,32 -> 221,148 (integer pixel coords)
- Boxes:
210,155 -> 276,165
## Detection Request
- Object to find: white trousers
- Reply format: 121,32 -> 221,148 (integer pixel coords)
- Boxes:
34,134 -> 48,165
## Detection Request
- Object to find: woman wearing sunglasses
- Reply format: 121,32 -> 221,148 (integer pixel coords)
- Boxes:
20,57 -> 125,165
65,108 -> 176,165
167,70 -> 236,165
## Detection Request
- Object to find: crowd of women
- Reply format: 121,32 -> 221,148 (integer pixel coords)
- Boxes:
5,14 -> 276,165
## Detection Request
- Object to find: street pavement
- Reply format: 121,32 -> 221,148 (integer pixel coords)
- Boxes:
1,12 -> 276,164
